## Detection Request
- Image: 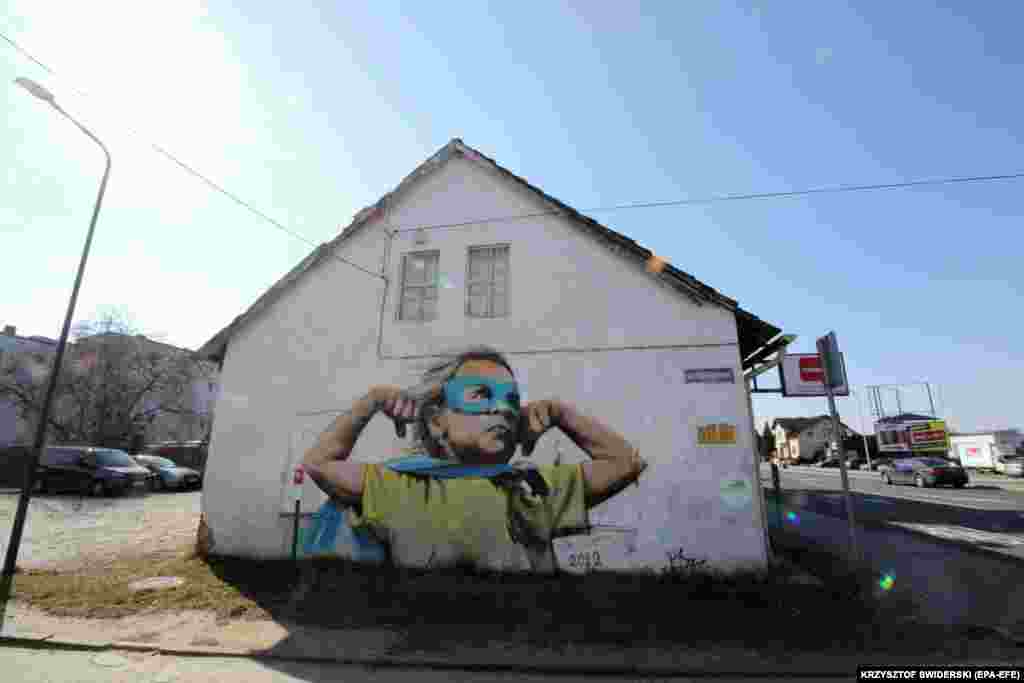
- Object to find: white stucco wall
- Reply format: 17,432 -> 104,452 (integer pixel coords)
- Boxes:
202,154 -> 767,572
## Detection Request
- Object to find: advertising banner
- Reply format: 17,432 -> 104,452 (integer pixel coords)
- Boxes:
909,420 -> 949,451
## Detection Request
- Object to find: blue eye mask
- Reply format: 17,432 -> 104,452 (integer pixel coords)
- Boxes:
444,375 -> 521,415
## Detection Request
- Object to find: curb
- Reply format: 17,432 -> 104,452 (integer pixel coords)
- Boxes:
2,632 -> 1021,675
0,634 -> 860,677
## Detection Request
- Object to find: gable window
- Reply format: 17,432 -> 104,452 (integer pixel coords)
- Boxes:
398,251 -> 439,321
466,245 -> 509,318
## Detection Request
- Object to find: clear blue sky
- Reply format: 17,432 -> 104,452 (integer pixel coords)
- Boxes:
1,1 -> 1021,434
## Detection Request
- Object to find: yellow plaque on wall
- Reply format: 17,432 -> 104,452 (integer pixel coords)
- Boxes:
697,422 -> 737,446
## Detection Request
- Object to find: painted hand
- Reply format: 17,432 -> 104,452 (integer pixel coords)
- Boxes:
519,399 -> 563,457
373,384 -> 443,438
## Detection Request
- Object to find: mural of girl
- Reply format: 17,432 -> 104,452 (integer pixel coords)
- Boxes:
300,346 -> 647,572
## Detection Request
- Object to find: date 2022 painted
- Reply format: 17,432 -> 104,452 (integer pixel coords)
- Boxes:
567,550 -> 603,570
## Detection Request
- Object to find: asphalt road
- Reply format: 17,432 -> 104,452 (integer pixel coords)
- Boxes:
761,464 -> 1024,561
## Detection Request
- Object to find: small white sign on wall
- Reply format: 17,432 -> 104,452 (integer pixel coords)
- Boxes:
684,368 -> 736,385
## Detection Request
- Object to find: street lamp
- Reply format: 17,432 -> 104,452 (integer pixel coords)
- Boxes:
2,79 -> 112,586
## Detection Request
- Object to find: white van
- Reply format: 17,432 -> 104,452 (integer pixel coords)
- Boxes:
950,431 -> 1023,473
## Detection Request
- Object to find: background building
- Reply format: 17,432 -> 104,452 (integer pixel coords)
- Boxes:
0,324 -> 218,449
0,325 -> 58,447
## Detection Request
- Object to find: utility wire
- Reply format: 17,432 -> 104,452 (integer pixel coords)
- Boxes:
6,30 -> 1024,265
1,30 -> 384,281
392,171 -> 1024,234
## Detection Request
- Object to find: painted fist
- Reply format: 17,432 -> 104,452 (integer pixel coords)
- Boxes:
372,384 -> 443,438
519,399 -> 563,457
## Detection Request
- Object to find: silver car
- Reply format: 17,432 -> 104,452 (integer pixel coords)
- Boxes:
132,454 -> 202,491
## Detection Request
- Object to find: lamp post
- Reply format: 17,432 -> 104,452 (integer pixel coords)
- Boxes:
2,79 -> 111,589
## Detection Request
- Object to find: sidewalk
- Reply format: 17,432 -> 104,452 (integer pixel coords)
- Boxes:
2,600 -> 1022,677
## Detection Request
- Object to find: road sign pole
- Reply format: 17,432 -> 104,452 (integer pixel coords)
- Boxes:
825,383 -> 861,564
817,333 -> 862,566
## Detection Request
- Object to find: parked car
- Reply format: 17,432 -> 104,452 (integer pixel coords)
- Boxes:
132,454 -> 202,491
817,455 -> 861,469
881,457 -> 968,488
35,446 -> 153,497
143,440 -> 209,475
994,454 -> 1024,477
860,458 -> 891,471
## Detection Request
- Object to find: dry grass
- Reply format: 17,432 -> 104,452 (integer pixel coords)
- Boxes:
9,538 -> 951,655
12,545 -> 281,621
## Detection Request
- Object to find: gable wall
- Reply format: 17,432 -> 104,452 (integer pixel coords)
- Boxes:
201,154 -> 766,569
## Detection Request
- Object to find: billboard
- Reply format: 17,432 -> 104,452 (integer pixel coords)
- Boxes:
908,420 -> 949,452
780,353 -> 849,397
876,419 -> 948,454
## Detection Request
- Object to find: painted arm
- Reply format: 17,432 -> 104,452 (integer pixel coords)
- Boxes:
302,386 -> 422,504
301,391 -> 375,504
522,400 -> 647,508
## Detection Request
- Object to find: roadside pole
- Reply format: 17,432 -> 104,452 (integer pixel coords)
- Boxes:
290,464 -> 304,580
855,388 -> 873,469
770,461 -> 783,531
817,333 -> 862,565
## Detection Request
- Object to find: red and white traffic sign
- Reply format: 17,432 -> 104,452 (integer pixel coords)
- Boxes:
798,356 -> 825,383
781,353 -> 849,397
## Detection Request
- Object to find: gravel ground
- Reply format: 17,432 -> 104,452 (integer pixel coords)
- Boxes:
0,490 -> 201,572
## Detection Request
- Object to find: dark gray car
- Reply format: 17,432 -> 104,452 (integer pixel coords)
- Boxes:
881,457 -> 968,488
36,446 -> 153,496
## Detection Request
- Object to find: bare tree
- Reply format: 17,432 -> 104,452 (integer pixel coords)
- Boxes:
0,309 -> 212,449
761,421 -> 774,461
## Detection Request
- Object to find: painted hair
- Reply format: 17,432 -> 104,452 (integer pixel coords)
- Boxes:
403,345 -> 516,459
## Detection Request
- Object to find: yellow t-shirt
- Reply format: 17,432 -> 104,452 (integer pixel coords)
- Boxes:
348,463 -> 588,572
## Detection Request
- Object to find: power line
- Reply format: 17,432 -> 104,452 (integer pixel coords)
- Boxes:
1,30 -> 384,281
6,30 -> 1024,266
391,170 -> 1024,234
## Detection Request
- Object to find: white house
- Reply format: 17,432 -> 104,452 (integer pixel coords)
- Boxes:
772,416 -> 858,464
197,139 -> 785,573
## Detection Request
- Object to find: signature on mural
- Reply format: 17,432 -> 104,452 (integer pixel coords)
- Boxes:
665,547 -> 709,573
294,346 -> 649,573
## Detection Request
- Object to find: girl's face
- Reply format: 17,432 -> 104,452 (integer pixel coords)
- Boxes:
431,359 -> 521,466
